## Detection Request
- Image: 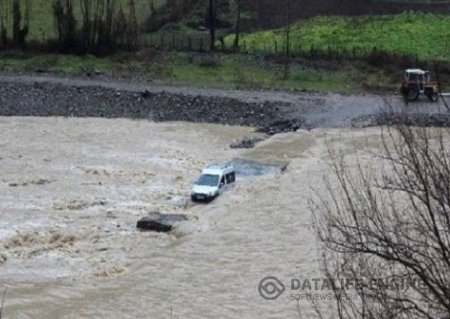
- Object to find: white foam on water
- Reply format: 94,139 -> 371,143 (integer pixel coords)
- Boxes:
0,117 -> 385,318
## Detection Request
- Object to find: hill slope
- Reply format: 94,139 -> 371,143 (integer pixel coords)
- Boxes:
225,12 -> 450,61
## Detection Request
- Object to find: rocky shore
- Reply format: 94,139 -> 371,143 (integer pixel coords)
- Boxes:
2,74 -> 450,130
0,80 -> 292,128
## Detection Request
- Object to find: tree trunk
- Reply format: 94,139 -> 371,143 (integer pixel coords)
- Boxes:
12,0 -> 20,46
0,0 -> 8,47
208,0 -> 215,51
283,0 -> 292,80
233,0 -> 241,50
127,0 -> 138,50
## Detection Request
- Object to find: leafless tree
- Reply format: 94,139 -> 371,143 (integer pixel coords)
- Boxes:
0,0 -> 8,47
311,105 -> 450,318
54,0 -> 77,51
233,0 -> 241,50
282,0 -> 294,79
208,0 -> 216,51
53,0 -> 138,53
11,0 -> 29,47
126,0 -> 139,50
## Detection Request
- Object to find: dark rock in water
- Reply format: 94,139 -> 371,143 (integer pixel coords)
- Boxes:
137,212 -> 188,232
230,137 -> 265,149
256,118 -> 306,135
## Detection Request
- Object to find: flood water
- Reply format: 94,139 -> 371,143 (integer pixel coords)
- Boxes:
0,117 -> 383,318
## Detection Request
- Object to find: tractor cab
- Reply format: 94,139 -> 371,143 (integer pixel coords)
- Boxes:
401,69 -> 439,102
403,69 -> 429,91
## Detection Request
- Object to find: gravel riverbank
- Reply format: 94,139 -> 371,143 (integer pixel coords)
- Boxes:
1,74 -> 450,129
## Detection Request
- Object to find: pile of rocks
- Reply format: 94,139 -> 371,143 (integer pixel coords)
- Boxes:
0,81 -> 289,128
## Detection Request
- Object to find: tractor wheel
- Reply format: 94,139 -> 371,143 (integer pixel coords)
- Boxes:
427,92 -> 439,102
405,84 -> 419,101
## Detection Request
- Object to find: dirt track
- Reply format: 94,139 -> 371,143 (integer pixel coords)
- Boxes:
1,74 -> 450,129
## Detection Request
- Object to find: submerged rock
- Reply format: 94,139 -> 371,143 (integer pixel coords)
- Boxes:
256,118 -> 307,135
136,212 -> 188,233
230,137 -> 265,149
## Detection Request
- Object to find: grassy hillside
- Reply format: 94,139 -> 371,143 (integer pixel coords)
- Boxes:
1,0 -> 166,41
225,12 -> 450,61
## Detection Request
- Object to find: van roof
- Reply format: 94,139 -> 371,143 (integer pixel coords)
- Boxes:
202,164 -> 234,175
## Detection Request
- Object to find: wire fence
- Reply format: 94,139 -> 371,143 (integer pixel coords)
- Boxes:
144,32 -> 421,64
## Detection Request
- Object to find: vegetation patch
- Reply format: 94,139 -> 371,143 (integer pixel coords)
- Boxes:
225,12 -> 450,61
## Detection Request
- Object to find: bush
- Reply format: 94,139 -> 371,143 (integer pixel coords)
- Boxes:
194,55 -> 221,68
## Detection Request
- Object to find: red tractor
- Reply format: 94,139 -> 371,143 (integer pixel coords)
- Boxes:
400,69 -> 439,102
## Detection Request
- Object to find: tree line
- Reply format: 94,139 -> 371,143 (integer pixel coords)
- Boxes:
0,0 -> 139,54
0,0 -> 295,57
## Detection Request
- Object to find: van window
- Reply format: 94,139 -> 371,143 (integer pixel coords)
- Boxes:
225,172 -> 236,184
196,174 -> 220,187
219,176 -> 225,188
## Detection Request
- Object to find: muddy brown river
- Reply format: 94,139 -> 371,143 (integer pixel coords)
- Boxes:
0,117 -> 383,318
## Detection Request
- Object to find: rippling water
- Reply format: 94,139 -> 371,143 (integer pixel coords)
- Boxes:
0,117 -> 382,318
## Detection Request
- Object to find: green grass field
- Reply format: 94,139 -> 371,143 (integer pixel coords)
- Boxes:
0,0 -> 166,41
165,54 -> 364,92
224,12 -> 450,61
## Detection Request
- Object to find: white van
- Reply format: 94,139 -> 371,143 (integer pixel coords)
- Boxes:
191,164 -> 236,202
